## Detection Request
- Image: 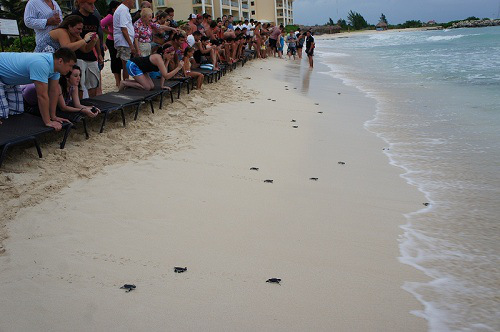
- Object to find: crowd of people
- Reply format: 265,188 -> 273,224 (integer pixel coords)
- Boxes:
0,0 -> 316,128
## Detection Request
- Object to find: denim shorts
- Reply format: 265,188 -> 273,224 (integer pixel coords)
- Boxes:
126,60 -> 144,77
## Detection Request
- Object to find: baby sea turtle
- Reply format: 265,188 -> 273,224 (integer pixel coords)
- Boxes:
250,167 -> 259,171
272,99 -> 276,102
309,177 -> 319,181
338,92 -> 341,95
318,111 -> 323,114
338,161 -> 346,165
267,98 -> 271,100
250,101 -> 255,104
423,203 -> 430,207
315,103 -> 319,105
293,125 -> 298,128
264,179 -> 274,183
266,278 -> 281,284
291,119 -> 296,122
120,284 -> 136,292
174,267 -> 187,273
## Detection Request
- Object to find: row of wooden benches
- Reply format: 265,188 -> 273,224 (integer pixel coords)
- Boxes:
0,56 -> 249,167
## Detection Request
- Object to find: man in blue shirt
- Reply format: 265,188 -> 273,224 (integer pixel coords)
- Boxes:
0,48 -> 76,130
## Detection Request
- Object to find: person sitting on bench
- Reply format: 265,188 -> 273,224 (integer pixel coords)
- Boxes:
0,48 -> 77,130
120,45 -> 184,91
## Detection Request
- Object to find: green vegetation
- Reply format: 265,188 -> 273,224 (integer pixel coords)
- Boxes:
380,13 -> 388,24
0,35 -> 36,52
284,25 -> 299,33
347,10 -> 368,30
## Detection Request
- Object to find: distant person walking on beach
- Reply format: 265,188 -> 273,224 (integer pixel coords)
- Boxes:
286,31 -> 297,60
305,31 -> 315,68
296,31 -> 305,59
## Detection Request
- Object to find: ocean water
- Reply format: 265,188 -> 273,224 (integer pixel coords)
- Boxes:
316,27 -> 500,331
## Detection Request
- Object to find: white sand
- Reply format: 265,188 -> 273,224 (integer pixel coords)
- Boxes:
0,57 -> 428,331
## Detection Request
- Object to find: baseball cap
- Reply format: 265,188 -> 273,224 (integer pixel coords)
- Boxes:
190,14 -> 197,19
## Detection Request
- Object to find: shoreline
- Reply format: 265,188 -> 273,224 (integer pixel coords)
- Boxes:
314,27 -> 431,40
0,56 -> 428,330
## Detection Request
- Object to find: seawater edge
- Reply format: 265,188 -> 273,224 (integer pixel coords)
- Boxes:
315,27 -> 500,331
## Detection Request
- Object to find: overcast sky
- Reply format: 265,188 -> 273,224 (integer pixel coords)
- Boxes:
294,0 -> 500,25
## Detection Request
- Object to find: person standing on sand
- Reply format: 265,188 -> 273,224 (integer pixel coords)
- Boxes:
305,30 -> 315,68
24,0 -> 63,51
113,0 -> 137,80
286,30 -> 297,60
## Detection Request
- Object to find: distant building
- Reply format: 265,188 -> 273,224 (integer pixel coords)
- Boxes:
250,0 -> 295,25
376,21 -> 388,31
151,0 -> 294,24
153,0 -> 215,19
427,20 -> 437,25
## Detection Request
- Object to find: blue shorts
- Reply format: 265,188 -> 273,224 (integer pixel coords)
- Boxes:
126,60 -> 144,77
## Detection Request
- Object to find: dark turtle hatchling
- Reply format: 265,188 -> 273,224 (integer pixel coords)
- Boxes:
250,167 -> 259,171
120,284 -> 136,292
309,177 -> 319,181
338,162 -> 346,165
174,267 -> 187,273
266,278 -> 281,284
264,180 -> 274,183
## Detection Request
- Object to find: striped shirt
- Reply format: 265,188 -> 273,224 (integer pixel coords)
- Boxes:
23,0 -> 63,50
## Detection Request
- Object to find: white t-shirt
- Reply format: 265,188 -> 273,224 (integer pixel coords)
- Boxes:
187,34 -> 195,47
113,4 -> 134,48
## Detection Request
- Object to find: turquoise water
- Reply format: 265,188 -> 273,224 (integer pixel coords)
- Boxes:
317,27 -> 500,331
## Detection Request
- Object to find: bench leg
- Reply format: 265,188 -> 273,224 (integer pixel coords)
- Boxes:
59,124 -> 72,149
100,112 -> 108,133
177,84 -> 181,99
149,100 -> 154,114
82,118 -> 89,139
34,138 -> 42,158
0,145 -> 9,168
134,103 -> 141,121
121,108 -> 126,127
159,93 -> 164,109
186,81 -> 190,94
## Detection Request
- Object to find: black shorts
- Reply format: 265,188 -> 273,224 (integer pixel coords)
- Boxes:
269,38 -> 277,49
306,48 -> 314,56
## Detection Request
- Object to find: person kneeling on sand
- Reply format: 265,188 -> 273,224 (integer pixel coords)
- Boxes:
182,47 -> 204,90
0,48 -> 76,130
23,65 -> 100,118
120,46 -> 184,90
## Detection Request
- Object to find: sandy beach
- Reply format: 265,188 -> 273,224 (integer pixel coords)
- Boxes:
0,54 -> 428,330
